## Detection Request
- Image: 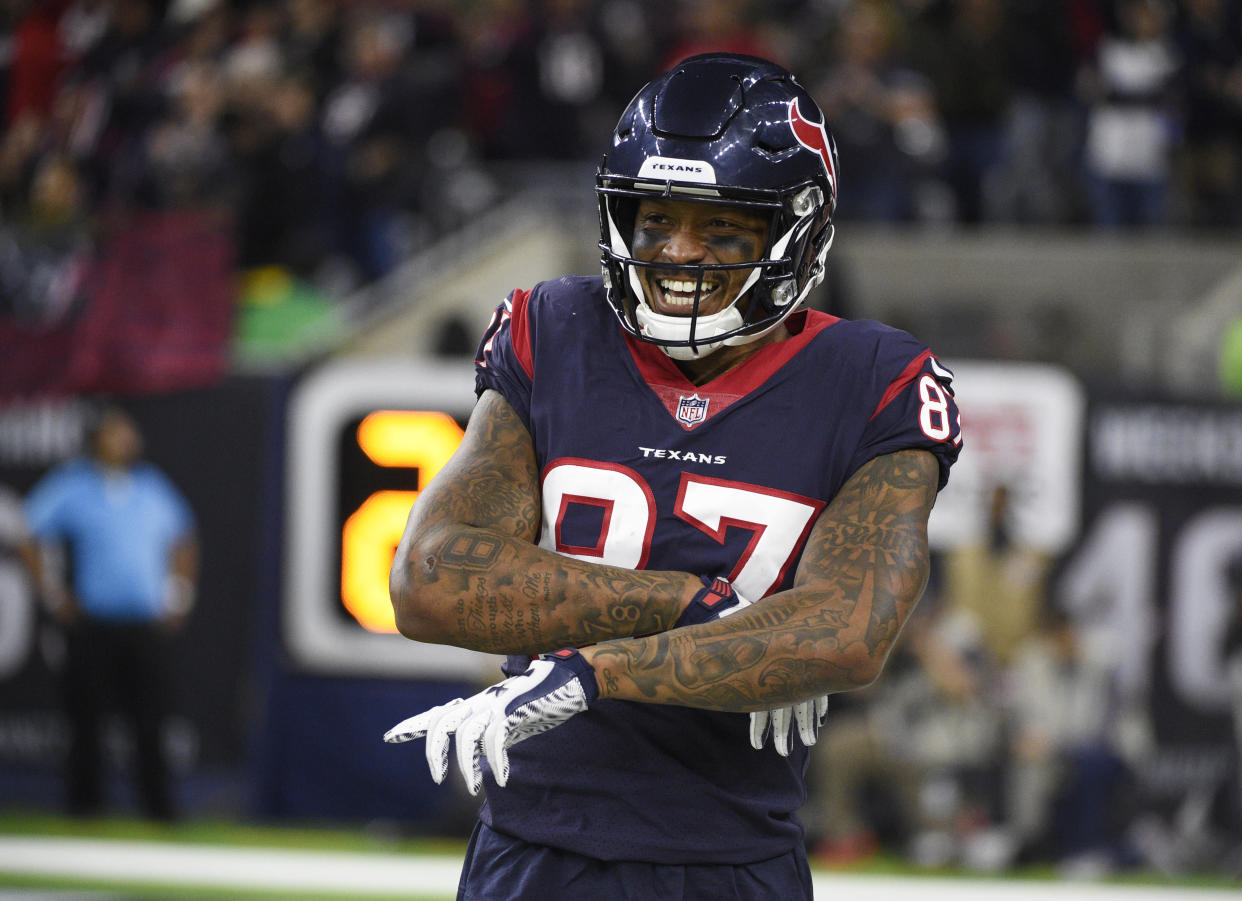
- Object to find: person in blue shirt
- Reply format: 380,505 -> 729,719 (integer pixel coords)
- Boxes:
20,405 -> 198,821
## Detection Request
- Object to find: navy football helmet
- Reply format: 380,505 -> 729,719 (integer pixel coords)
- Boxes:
597,53 -> 839,360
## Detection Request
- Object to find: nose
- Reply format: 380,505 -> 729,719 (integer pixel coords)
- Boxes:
659,224 -> 707,264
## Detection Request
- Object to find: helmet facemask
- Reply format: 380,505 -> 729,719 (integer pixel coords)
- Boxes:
598,182 -> 833,360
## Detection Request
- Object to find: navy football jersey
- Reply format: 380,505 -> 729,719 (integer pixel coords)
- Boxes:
473,275 -> 961,864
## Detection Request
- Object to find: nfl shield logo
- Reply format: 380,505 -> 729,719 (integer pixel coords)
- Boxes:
676,393 -> 709,426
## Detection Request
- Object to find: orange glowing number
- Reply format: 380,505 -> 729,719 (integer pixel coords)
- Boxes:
340,410 -> 465,632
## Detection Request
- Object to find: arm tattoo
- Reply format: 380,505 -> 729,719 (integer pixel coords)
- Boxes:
588,449 -> 939,711
391,390 -> 696,654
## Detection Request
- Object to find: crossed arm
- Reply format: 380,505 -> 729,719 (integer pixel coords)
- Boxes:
390,388 -> 939,710
585,448 -> 937,709
390,389 -> 702,652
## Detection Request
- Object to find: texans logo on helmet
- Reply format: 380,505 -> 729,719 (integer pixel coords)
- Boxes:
789,98 -> 838,207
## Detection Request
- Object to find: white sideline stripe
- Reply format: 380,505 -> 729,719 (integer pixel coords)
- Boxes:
0,836 -> 1235,899
0,837 -> 461,894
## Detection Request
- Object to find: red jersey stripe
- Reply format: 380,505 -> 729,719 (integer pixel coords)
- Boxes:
870,349 -> 933,421
510,288 -> 534,380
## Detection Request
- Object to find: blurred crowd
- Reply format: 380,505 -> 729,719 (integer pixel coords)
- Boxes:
808,0 -> 1242,228
803,483 -> 1242,878
1,0 -> 1241,337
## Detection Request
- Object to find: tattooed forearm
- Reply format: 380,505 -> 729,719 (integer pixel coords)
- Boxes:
584,449 -> 939,712
390,390 -> 698,653
796,450 -> 935,660
424,530 -> 693,653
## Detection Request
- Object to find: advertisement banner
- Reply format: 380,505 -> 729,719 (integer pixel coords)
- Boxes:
1056,394 -> 1242,809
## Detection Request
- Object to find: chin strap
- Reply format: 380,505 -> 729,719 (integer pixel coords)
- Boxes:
635,284 -> 804,361
635,300 -> 745,360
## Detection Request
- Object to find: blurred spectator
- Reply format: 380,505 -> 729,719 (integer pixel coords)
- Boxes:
525,0 -> 608,158
1001,607 -> 1135,870
0,112 -> 43,208
594,0 -> 661,115
280,0 -> 341,97
661,0 -> 777,70
318,7 -> 460,283
991,0 -> 1090,224
0,483 -> 31,578
455,0 -> 611,162
808,597 -> 1006,869
133,57 -> 234,210
0,151 -> 94,327
417,125 -> 501,238
898,604 -> 1007,868
944,482 -> 1051,668
811,0 -> 944,222
222,2 -> 283,83
456,0 -> 535,161
1173,0 -> 1242,228
233,69 -> 342,277
907,0 -> 1013,224
75,0 -> 169,154
18,406 -> 199,821
806,688 -> 916,865
6,0 -> 74,128
1080,0 -> 1182,228
164,0 -> 230,67
320,10 -> 412,281
218,2 -> 284,154
59,0 -> 112,60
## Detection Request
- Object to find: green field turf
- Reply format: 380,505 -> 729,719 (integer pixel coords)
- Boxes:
0,809 -> 466,856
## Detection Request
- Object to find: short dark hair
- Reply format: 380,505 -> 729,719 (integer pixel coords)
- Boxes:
82,402 -> 136,454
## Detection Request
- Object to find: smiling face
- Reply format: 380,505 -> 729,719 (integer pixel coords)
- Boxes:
631,197 -> 771,318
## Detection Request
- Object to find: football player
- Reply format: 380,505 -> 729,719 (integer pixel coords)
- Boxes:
386,53 -> 962,899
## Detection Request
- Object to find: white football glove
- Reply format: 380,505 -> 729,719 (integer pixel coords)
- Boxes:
384,648 -> 598,796
751,695 -> 830,757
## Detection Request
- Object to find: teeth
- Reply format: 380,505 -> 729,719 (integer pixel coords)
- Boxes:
658,279 -> 718,307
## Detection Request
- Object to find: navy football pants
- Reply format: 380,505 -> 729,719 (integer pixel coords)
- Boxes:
457,822 -> 814,900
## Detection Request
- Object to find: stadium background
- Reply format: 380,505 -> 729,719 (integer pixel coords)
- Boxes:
1,0 -> 1242,894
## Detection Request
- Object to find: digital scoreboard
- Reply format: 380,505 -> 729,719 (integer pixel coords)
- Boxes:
284,358 -> 498,678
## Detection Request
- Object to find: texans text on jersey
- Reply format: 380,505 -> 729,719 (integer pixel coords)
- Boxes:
638,446 -> 727,465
